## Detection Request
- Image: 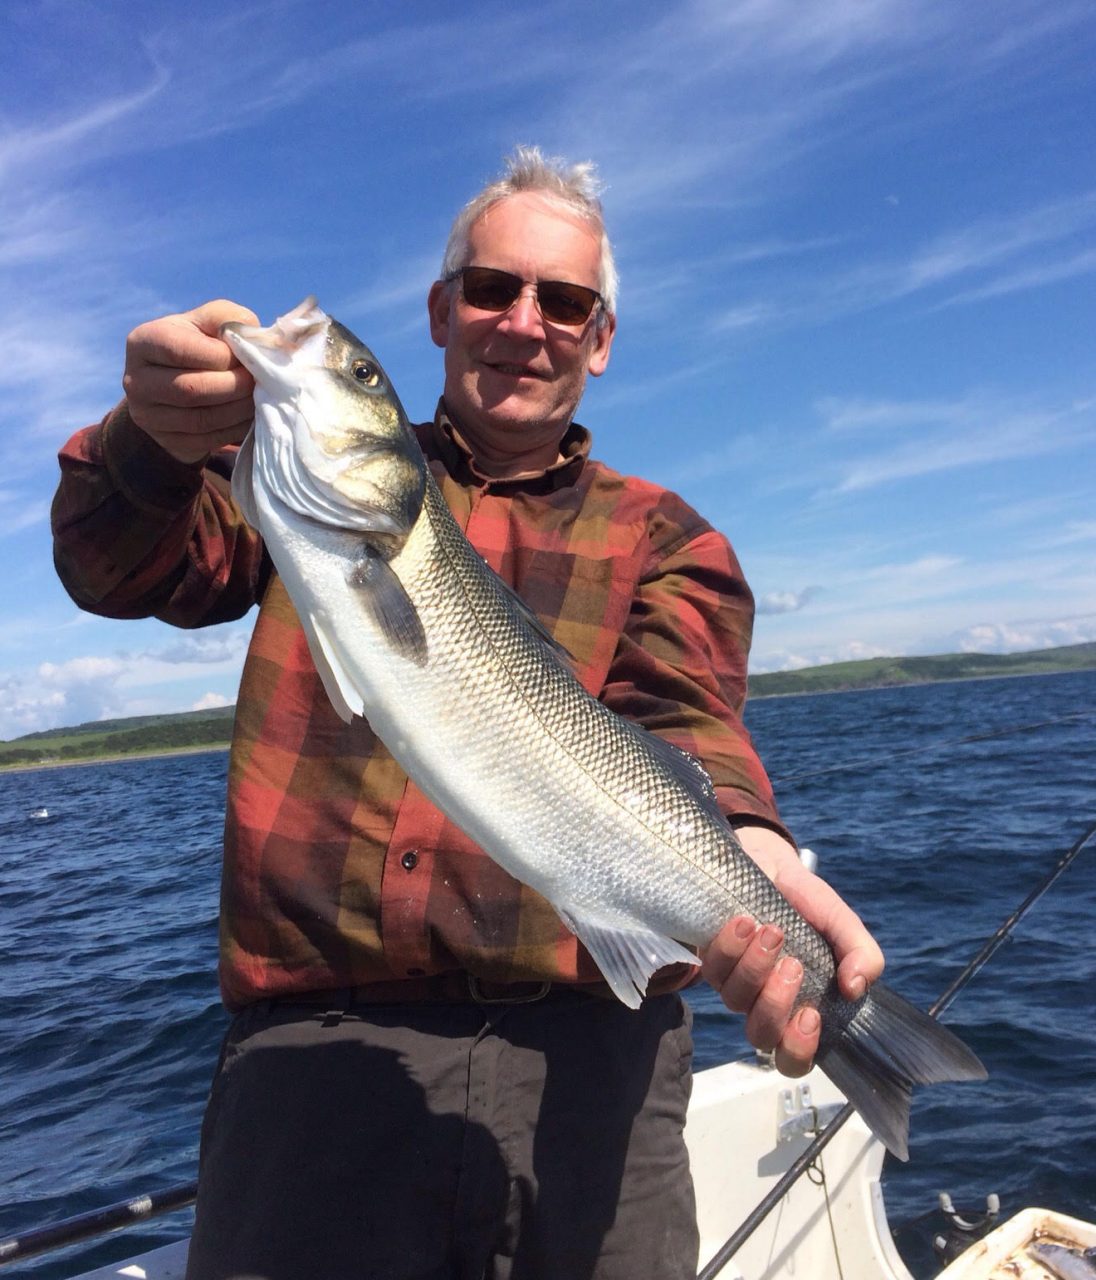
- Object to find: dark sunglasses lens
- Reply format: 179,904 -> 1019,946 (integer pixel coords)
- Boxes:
537,283 -> 598,325
461,268 -> 522,312
460,268 -> 599,325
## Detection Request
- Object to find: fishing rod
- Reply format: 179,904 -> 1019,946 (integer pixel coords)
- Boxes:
0,1181 -> 197,1265
696,816 -> 1096,1280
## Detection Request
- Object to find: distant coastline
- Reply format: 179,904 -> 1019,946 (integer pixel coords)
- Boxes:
1,743 -> 230,775
3,640 -> 1093,772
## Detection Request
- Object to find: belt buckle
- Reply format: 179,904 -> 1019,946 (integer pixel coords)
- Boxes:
467,974 -> 552,1005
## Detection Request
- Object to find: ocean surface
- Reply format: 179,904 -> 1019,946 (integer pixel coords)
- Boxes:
1,670 -> 1094,1279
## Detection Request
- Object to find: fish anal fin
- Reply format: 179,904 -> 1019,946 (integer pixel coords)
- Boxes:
556,905 -> 698,1009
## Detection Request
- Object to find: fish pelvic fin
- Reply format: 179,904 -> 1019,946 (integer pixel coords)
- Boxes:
302,610 -> 360,724
556,905 -> 698,1009
817,983 -> 987,1162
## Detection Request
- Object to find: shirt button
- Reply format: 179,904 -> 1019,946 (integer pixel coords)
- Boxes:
400,849 -> 419,871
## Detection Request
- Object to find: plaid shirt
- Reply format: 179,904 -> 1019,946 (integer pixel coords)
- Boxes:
53,402 -> 787,1009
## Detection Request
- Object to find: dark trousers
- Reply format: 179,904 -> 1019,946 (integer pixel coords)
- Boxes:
186,991 -> 698,1280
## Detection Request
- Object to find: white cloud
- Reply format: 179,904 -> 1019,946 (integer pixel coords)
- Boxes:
192,692 -> 232,711
0,624 -> 251,740
952,616 -> 1096,654
757,587 -> 819,614
751,637 -> 894,673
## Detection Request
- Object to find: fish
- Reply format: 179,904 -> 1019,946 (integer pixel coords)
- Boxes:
1029,1243 -> 1096,1280
220,297 -> 987,1161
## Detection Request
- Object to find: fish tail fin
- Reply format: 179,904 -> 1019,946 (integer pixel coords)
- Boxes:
817,982 -> 987,1162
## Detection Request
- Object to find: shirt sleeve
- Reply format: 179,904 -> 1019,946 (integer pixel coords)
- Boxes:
599,518 -> 792,842
51,402 -> 269,626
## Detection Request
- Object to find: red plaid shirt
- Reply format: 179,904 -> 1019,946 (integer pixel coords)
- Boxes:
53,402 -> 787,1008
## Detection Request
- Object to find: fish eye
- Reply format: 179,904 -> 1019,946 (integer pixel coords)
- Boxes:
351,360 -> 381,387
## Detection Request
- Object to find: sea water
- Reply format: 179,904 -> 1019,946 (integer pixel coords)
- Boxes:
1,670 -> 1094,1278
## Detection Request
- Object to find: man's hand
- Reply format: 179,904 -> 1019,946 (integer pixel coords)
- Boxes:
122,300 -> 260,464
700,823 -> 884,1077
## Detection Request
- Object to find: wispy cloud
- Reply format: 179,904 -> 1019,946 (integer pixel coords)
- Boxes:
705,189 -> 1096,338
815,392 -> 1094,493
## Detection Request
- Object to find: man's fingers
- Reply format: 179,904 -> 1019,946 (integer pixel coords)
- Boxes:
121,300 -> 260,457
187,298 -> 261,337
774,1006 -> 821,1078
126,301 -> 260,373
147,404 -> 255,449
703,920 -> 784,1014
743,954 -> 804,1052
125,363 -> 255,411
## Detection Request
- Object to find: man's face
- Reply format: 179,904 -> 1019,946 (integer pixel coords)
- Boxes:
428,192 -> 615,471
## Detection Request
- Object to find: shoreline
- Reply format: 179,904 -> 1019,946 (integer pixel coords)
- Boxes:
748,664 -> 1094,700
0,743 -> 231,776
5,666 -> 1093,774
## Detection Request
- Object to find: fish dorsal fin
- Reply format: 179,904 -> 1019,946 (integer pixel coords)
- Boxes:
486,567 -> 575,666
638,730 -> 720,809
556,904 -> 697,1008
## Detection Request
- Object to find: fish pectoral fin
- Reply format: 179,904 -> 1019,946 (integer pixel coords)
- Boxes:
348,551 -> 428,666
556,905 -> 698,1009
302,611 -> 360,724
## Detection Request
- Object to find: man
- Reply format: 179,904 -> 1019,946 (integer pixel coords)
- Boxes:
53,148 -> 882,1279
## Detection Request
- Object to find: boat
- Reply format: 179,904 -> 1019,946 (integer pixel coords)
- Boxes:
7,821 -> 1093,1280
18,1053 -> 1088,1280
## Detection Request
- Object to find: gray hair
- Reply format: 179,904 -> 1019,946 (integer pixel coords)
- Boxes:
440,145 -> 618,321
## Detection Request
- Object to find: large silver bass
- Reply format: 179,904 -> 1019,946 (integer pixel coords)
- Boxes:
221,298 -> 985,1161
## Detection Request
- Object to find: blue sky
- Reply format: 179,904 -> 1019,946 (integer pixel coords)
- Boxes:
2,0 -> 1093,740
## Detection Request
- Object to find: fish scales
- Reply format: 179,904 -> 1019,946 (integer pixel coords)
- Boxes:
412,476 -> 805,962
221,298 -> 987,1161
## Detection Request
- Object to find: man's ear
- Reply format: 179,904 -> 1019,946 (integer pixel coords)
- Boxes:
587,312 -> 616,377
427,280 -> 451,349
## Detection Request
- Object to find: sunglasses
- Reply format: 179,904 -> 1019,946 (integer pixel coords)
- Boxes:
447,266 -> 603,327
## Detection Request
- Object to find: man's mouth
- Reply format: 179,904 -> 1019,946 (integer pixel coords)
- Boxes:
484,360 -> 548,380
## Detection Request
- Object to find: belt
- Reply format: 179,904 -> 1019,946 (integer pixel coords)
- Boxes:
261,972 -> 602,1010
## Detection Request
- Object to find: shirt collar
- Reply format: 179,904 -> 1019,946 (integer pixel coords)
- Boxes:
425,399 -> 591,493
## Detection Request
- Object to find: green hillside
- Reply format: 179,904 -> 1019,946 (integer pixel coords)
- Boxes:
2,642 -> 1093,769
747,640 -> 1096,697
1,705 -> 235,769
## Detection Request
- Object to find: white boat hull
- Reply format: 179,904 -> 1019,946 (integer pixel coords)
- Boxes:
69,1060 -> 1094,1280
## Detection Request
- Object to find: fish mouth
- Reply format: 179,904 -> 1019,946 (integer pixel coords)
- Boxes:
221,297 -> 330,387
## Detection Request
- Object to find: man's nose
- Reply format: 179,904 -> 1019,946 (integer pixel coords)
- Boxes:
498,286 -> 546,338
